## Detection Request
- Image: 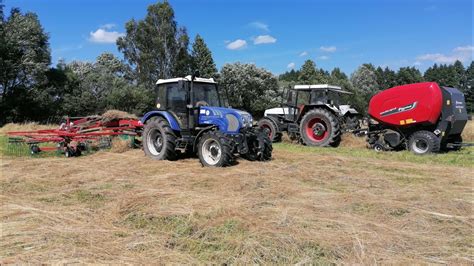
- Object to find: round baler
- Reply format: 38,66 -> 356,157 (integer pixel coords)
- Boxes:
365,82 -> 468,155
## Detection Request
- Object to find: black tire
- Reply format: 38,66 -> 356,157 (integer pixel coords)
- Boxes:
143,117 -> 177,160
257,118 -> 282,143
329,135 -> 342,148
243,128 -> 273,161
197,131 -> 234,167
30,145 -> 41,155
64,147 -> 75,158
299,108 -> 341,147
372,141 -> 385,152
408,131 -> 440,155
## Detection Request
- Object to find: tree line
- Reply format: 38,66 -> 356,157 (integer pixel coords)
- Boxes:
1,1 -> 472,125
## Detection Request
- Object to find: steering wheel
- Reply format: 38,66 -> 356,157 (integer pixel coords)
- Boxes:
195,101 -> 209,107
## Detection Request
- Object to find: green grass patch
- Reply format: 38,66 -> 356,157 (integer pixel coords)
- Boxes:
274,142 -> 474,167
122,213 -> 332,263
0,135 -> 98,158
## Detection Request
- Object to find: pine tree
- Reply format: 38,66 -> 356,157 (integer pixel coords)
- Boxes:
397,67 -> 423,85
191,34 -> 217,78
453,60 -> 465,90
174,27 -> 191,77
465,61 -> 474,113
298,60 -> 318,83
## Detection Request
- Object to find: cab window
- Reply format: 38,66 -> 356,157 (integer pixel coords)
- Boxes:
287,90 -> 297,106
297,91 -> 310,106
166,83 -> 187,113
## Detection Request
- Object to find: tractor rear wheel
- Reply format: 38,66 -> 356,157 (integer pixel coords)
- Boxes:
197,131 -> 234,167
408,130 -> 440,155
143,117 -> 177,160
258,118 -> 282,142
299,108 -> 341,147
243,128 -> 272,161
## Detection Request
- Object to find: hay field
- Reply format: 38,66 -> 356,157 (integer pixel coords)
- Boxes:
0,122 -> 473,264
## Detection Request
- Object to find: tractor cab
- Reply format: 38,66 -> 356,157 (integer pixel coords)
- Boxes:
266,84 -> 355,122
141,75 -> 271,167
260,84 -> 360,146
154,76 -> 222,130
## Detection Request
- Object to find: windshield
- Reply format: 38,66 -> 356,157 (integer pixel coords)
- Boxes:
193,83 -> 221,107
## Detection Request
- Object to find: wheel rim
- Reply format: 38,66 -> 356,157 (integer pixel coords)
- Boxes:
413,139 -> 429,154
147,128 -> 163,156
201,138 -> 222,166
305,117 -> 329,142
261,124 -> 273,139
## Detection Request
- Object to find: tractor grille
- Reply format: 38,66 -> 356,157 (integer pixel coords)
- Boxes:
226,114 -> 239,132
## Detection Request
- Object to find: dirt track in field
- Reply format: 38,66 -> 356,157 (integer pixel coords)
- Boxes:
1,144 -> 473,264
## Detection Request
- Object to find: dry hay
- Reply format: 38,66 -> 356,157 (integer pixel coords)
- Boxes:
340,133 -> 366,148
101,110 -> 138,122
0,123 -> 56,135
462,120 -> 474,142
110,137 -> 132,153
1,144 -> 472,264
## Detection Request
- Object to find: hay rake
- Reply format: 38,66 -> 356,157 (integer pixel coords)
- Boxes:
7,116 -> 143,157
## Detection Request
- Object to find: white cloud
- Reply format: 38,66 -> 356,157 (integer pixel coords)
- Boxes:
299,51 -> 308,57
89,26 -> 124,44
226,39 -> 247,50
287,62 -> 296,69
249,21 -> 269,32
320,46 -> 337,52
416,45 -> 473,64
413,61 -> 422,66
253,35 -> 277,45
453,45 -> 474,53
317,55 -> 329,60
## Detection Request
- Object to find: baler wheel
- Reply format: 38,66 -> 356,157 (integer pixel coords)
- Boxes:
197,131 -> 233,167
299,108 -> 341,147
257,118 -> 282,143
372,142 -> 385,152
143,117 -> 177,160
408,131 -> 440,155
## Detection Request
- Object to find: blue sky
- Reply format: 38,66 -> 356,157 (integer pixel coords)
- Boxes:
4,0 -> 473,75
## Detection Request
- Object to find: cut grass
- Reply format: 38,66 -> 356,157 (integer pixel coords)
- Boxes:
274,142 -> 474,167
1,148 -> 471,264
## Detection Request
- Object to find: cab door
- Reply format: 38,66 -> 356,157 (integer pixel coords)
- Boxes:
165,82 -> 189,129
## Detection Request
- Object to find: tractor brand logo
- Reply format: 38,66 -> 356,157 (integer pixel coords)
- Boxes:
380,102 -> 417,117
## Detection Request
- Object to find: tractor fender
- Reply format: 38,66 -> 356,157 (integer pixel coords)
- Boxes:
192,125 -> 217,152
141,111 -> 181,131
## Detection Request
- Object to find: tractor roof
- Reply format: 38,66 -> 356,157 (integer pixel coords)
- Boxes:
294,84 -> 352,94
156,75 -> 216,85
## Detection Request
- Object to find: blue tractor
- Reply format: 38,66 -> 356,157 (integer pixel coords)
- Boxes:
141,75 -> 272,167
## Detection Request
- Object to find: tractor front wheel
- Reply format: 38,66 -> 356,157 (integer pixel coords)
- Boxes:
257,118 -> 282,143
197,131 -> 234,167
299,108 -> 341,147
143,117 -> 177,160
408,130 -> 440,155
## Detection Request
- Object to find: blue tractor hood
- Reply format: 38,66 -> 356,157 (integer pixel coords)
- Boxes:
198,106 -> 253,134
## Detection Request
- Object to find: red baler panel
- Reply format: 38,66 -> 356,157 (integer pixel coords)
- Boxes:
368,82 -> 443,126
